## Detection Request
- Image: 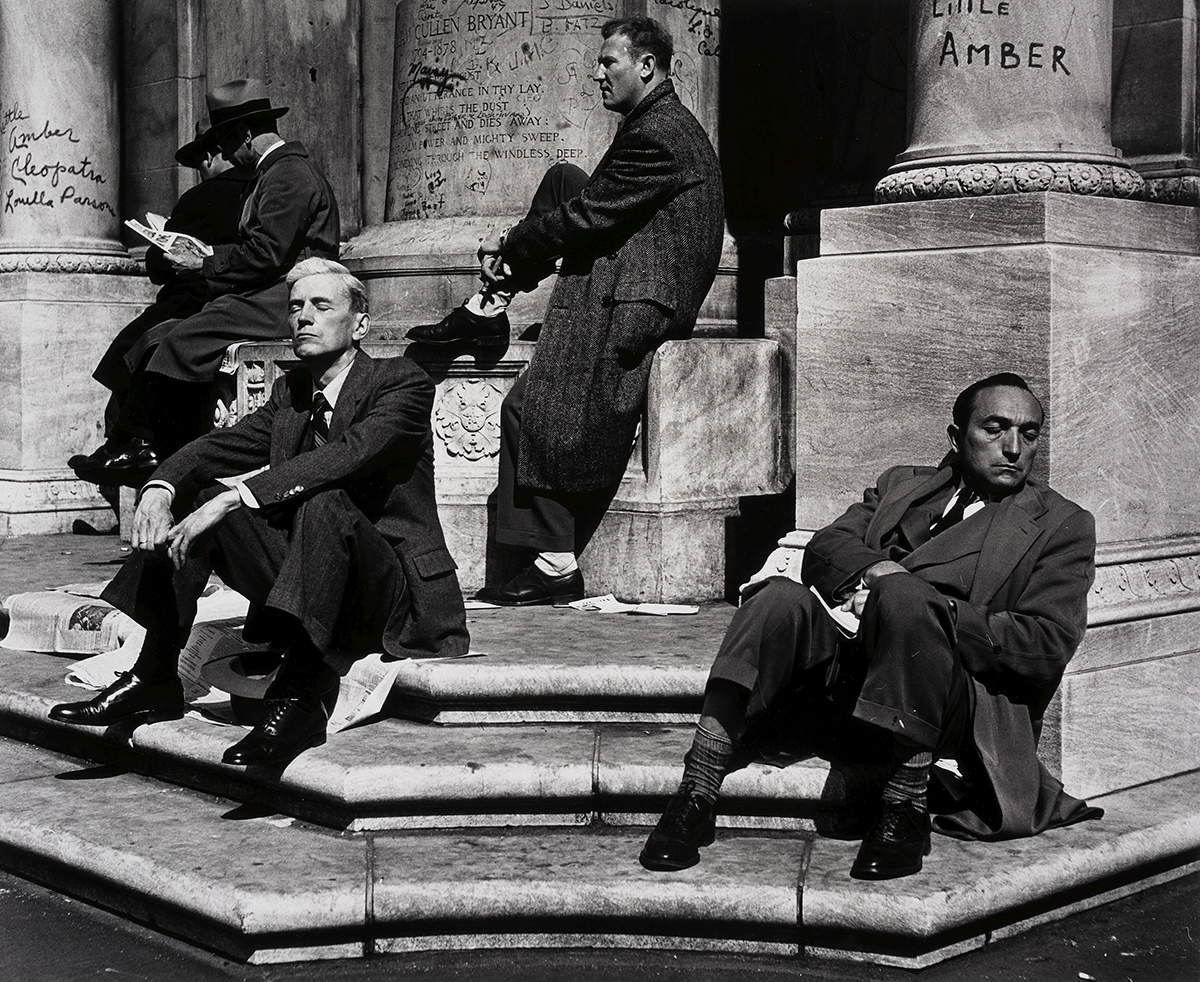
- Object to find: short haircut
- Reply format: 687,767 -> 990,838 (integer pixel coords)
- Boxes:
286,257 -> 369,315
602,17 -> 673,72
952,372 -> 1042,430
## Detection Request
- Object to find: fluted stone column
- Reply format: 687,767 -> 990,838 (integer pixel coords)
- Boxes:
0,0 -> 153,533
781,0 -> 1200,796
877,0 -> 1144,200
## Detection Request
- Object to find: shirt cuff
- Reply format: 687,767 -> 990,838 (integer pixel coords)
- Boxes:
137,480 -> 175,506
236,482 -> 261,510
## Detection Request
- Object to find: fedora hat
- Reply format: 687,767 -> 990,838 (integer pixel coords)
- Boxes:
206,78 -> 288,136
174,121 -> 218,168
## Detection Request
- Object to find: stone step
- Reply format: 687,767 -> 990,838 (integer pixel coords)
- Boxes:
1,734 -> 1195,968
0,650 -> 831,831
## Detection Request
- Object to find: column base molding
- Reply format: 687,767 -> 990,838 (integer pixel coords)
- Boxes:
0,470 -> 112,536
876,160 -> 1146,203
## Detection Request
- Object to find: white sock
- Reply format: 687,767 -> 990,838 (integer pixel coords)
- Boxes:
534,551 -> 577,576
464,289 -> 513,318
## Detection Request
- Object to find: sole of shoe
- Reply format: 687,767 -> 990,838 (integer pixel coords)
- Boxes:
406,333 -> 509,347
479,590 -> 586,607
48,704 -> 183,727
849,859 -> 924,880
638,849 -> 701,872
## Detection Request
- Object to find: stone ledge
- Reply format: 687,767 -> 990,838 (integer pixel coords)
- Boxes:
0,735 -> 1194,966
0,650 -> 828,831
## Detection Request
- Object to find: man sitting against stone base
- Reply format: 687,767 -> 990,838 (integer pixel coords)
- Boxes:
51,259 -> 469,766
640,373 -> 1103,880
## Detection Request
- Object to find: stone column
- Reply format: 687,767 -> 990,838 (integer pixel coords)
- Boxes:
877,0 -> 1144,200
781,0 -> 1200,799
0,0 -> 154,534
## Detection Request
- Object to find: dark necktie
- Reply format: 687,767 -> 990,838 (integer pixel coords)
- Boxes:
310,391 -> 330,448
929,488 -> 980,537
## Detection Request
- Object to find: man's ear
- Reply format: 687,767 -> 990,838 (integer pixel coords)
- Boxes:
947,423 -> 961,455
640,53 -> 657,81
352,312 -> 371,342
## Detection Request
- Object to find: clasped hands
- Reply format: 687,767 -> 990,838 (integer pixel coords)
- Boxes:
132,486 -> 242,570
839,560 -> 909,618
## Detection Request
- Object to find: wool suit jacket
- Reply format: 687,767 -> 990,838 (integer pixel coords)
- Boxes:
801,462 -> 1099,841
131,142 -> 341,384
501,80 -> 725,493
152,351 -> 469,660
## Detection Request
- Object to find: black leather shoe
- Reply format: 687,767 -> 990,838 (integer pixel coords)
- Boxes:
73,437 -> 161,487
49,672 -> 184,726
407,305 -> 509,345
222,698 -> 328,766
68,440 -> 120,472
475,565 -> 585,606
639,784 -> 718,871
849,799 -> 932,880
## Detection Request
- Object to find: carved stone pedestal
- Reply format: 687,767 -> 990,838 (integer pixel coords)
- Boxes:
0,258 -> 154,533
785,192 -> 1200,798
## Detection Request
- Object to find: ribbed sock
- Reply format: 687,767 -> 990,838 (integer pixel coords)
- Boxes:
464,290 -> 513,317
680,723 -> 733,804
534,551 -> 578,576
882,750 -> 933,810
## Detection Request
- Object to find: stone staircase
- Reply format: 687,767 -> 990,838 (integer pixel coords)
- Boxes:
0,600 -> 1197,968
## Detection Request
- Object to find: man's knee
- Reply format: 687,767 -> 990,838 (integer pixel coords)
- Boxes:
738,577 -> 819,637
866,572 -> 943,617
294,489 -> 357,529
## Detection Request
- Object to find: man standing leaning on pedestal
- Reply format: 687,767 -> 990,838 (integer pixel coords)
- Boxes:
408,18 -> 725,605
72,78 -> 340,486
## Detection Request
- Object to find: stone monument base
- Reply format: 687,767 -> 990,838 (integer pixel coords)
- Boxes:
0,258 -> 154,534
787,193 -> 1200,800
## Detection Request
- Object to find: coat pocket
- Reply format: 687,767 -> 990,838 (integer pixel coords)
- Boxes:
412,547 -> 458,579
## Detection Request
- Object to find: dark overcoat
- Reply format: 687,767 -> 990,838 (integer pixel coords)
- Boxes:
801,463 -> 1100,841
501,81 -> 724,493
95,168 -> 251,393
127,141 -> 340,383
153,351 -> 469,660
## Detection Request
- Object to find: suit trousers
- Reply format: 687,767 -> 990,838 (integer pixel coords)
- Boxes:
103,488 -> 407,697
709,576 -> 970,756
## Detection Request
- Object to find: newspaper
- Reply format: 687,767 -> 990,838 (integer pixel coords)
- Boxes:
568,594 -> 699,616
125,213 -> 212,260
1,591 -> 138,655
807,585 -> 861,639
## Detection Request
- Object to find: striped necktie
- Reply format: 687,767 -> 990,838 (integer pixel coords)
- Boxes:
929,488 -> 980,537
310,391 -> 330,448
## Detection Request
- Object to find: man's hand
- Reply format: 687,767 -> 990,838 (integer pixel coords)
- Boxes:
130,487 -> 175,554
862,560 -> 909,586
839,560 -> 910,617
477,228 -> 513,286
165,489 -> 242,570
164,248 -> 204,272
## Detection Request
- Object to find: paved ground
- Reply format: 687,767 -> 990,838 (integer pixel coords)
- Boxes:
1,532 -> 1197,980
0,866 -> 1195,982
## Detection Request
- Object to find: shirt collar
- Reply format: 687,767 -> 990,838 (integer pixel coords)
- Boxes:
256,139 -> 286,170
314,353 -> 357,410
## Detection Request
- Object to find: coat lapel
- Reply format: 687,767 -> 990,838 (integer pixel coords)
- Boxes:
327,351 -> 373,442
968,482 -> 1049,606
275,369 -> 313,463
866,465 -> 956,550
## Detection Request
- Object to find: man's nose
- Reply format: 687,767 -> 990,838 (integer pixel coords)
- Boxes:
592,65 -> 604,82
1001,430 -> 1021,457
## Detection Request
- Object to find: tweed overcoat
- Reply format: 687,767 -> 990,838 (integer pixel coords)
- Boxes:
800,463 -> 1100,841
153,351 -> 469,660
126,141 -> 340,384
501,81 -> 724,493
